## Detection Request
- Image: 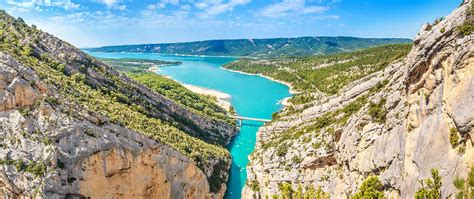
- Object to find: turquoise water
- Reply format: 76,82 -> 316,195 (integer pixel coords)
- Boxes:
87,52 -> 291,199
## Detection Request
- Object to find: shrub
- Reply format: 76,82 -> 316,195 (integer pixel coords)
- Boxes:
71,73 -> 86,83
368,98 -> 387,124
457,23 -> 474,36
425,24 -> 433,31
352,176 -> 385,199
276,144 -> 288,157
0,159 -> 46,177
278,182 -> 294,199
24,162 -> 47,176
292,156 -> 302,164
449,127 -> 460,147
415,169 -> 442,199
19,108 -> 30,117
249,180 -> 260,192
453,166 -> 474,199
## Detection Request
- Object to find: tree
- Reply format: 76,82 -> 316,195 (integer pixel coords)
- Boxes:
415,169 -> 442,199
453,166 -> 474,199
279,182 -> 294,199
352,176 -> 385,199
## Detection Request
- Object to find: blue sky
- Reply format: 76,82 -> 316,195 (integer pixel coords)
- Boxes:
1,0 -> 461,47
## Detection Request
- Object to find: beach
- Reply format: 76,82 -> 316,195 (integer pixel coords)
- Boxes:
182,84 -> 232,111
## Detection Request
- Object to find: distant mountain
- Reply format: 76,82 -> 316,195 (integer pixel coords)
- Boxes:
85,37 -> 412,58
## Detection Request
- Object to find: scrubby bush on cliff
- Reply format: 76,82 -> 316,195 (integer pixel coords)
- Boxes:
368,98 -> 387,124
453,166 -> 474,199
457,0 -> 474,36
415,169 -> 442,199
352,176 -> 385,199
449,127 -> 460,147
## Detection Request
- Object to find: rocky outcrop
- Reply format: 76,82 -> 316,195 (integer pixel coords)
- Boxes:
0,52 -> 227,198
244,1 -> 473,198
33,32 -> 236,146
0,10 -> 235,198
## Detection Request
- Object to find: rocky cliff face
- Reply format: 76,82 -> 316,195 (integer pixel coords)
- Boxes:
0,10 -> 235,198
244,1 -> 473,198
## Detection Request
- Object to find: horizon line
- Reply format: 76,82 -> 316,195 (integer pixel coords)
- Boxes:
82,35 -> 413,49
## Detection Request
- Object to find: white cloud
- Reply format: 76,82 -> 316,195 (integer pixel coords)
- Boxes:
94,0 -> 127,10
6,0 -> 79,10
116,4 -> 126,10
259,0 -> 328,18
194,2 -> 208,9
162,0 -> 179,6
197,0 -> 251,19
97,0 -> 119,7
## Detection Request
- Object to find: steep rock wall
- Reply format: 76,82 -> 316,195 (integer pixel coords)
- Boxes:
0,48 -> 228,198
244,1 -> 473,198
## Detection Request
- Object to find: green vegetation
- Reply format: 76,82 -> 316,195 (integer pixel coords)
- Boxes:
86,37 -> 411,58
263,93 -> 369,151
249,180 -> 260,192
450,127 -> 460,148
276,143 -> 289,157
128,73 -> 233,124
98,58 -> 181,73
352,176 -> 385,199
368,98 -> 387,124
273,183 -> 329,199
457,0 -> 474,36
453,166 -> 474,199
0,9 -> 228,192
99,57 -> 233,124
0,159 -> 47,177
224,44 -> 411,103
415,169 -> 442,199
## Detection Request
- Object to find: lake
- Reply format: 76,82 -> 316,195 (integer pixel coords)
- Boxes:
87,52 -> 291,199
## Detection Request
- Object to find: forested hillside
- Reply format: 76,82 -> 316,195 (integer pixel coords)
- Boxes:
241,1 -> 473,198
224,44 -> 412,104
0,9 -> 235,198
99,57 -> 233,124
86,37 -> 411,58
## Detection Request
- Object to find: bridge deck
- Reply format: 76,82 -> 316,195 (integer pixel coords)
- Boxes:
229,115 -> 271,123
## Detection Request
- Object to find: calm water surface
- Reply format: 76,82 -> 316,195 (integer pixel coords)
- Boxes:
87,52 -> 291,199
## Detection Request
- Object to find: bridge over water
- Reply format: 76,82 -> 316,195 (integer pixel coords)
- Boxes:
229,115 -> 271,125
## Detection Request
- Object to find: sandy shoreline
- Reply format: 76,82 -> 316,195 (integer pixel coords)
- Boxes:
153,71 -> 232,111
182,84 -> 232,111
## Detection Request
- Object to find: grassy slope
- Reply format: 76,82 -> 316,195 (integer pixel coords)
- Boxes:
224,44 -> 412,104
100,58 -> 233,124
0,11 -> 229,192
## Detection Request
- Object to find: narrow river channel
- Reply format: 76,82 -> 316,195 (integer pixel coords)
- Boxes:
88,52 -> 291,199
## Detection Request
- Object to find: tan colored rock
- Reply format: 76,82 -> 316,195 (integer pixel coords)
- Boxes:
7,78 -> 40,108
244,1 -> 473,198
78,148 -> 210,199
0,91 -> 16,111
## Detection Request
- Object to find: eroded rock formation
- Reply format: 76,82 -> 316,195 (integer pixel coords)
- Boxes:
244,1 -> 473,198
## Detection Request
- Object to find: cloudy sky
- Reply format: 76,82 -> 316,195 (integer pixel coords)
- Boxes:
1,0 -> 460,47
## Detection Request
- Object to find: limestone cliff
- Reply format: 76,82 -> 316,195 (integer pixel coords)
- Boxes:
0,9 -> 235,198
244,1 -> 473,198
